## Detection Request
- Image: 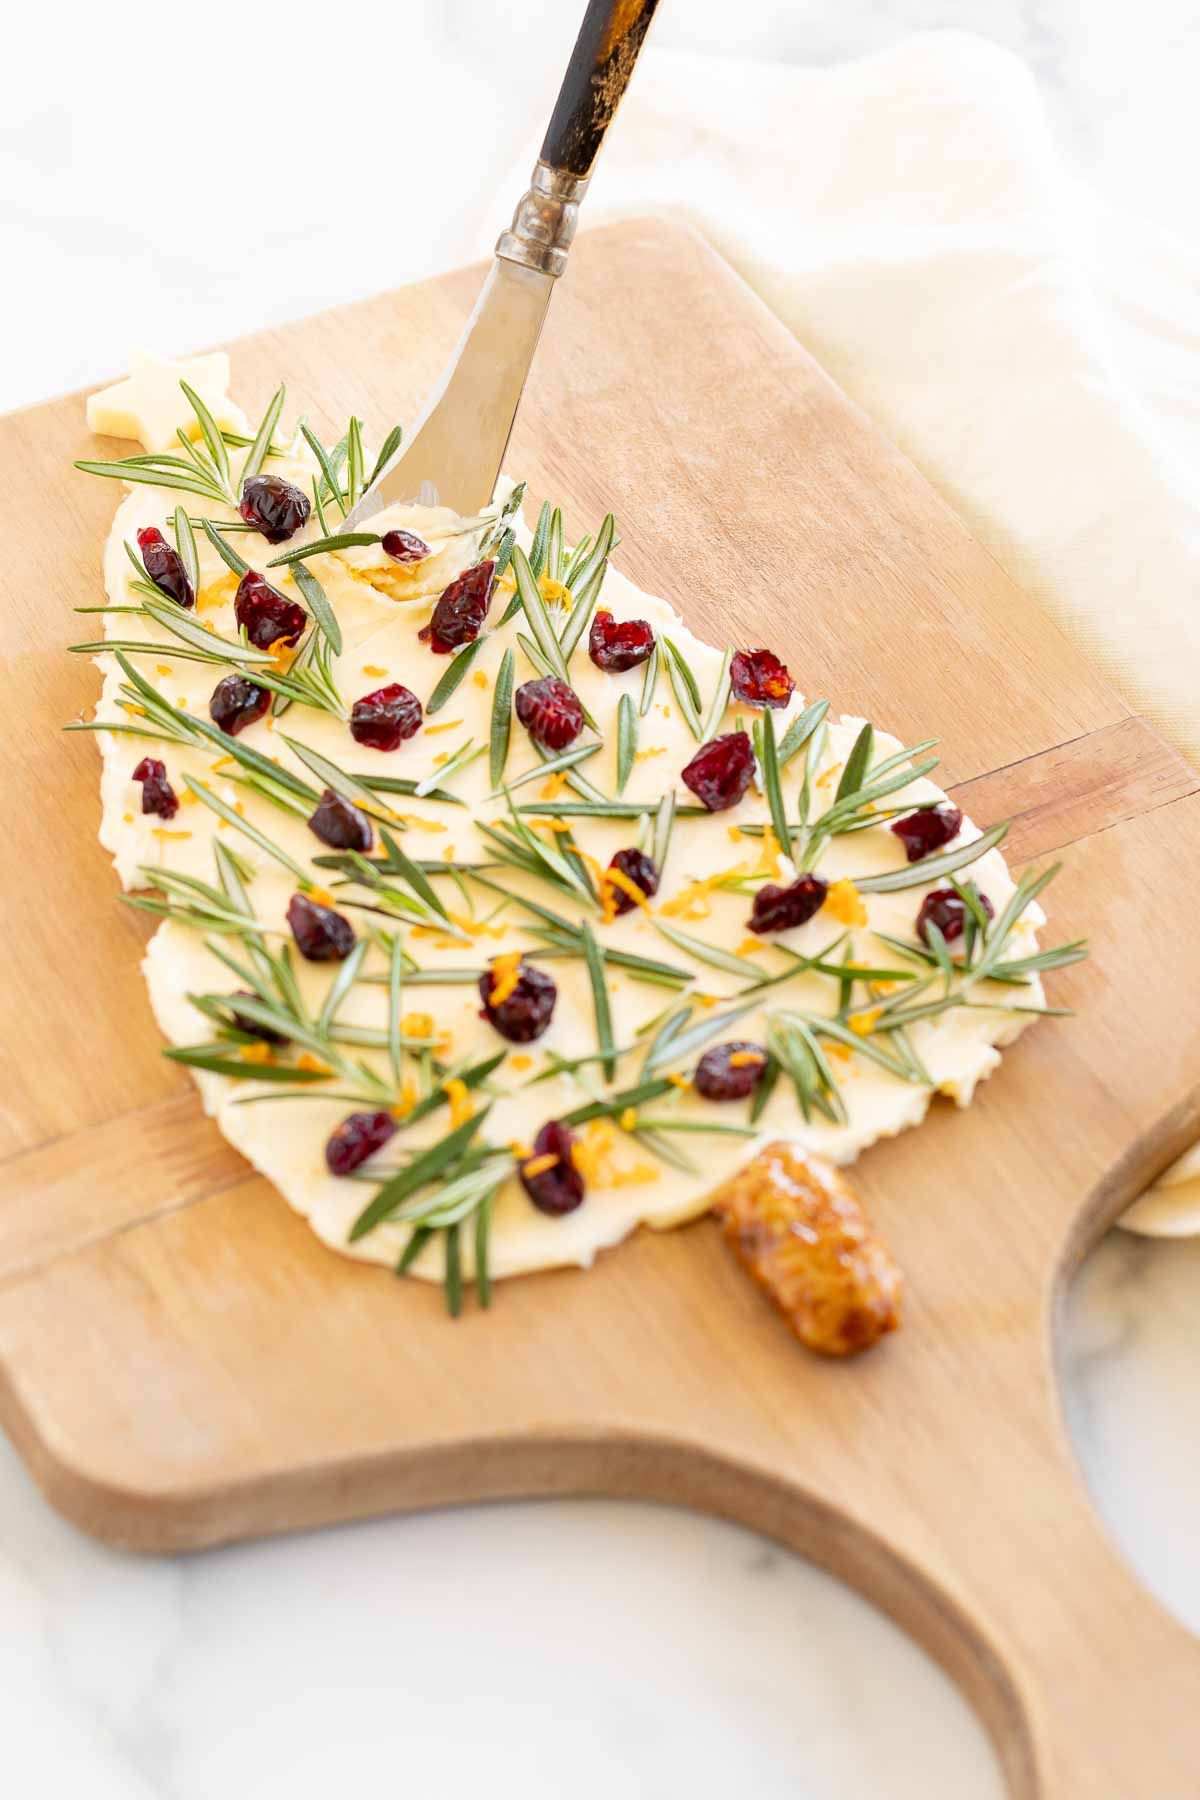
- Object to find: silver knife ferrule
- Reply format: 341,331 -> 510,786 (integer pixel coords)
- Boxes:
495,162 -> 590,278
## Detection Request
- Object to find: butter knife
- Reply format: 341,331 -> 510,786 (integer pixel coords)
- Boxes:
343,0 -> 661,525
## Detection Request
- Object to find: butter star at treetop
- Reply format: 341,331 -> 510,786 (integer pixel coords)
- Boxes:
86,348 -> 249,453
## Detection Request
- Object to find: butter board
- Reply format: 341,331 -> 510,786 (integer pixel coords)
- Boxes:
1,219 -> 1198,1796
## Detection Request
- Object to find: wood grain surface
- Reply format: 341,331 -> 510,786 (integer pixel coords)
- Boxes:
1,218 -> 1197,1796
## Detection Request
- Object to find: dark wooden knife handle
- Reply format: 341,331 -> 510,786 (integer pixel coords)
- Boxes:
540,0 -> 661,180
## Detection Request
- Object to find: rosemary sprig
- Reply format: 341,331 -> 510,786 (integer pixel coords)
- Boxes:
653,789 -> 677,872
291,563 -> 342,656
639,642 -> 660,715
854,821 -> 1010,893
836,722 -> 874,803
579,921 -> 616,1080
241,384 -> 286,486
642,1001 -> 758,1074
267,529 -> 382,568
514,799 -> 707,820
413,738 -> 483,797
652,918 -> 755,981
758,708 -> 792,862
777,699 -> 829,768
183,777 -> 310,880
660,636 -> 704,738
426,635 -> 489,714
489,646 -> 515,787
558,514 -> 617,666
201,518 -> 250,576
511,546 -> 571,685
301,424 -> 349,521
700,649 -> 732,742
486,742 -> 601,799
615,692 -> 637,794
179,381 -> 235,498
349,1107 -> 490,1240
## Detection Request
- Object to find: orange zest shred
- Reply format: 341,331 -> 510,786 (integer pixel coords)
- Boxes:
600,864 -> 650,924
824,878 -> 868,927
238,1042 -> 274,1065
391,1082 -> 417,1120
734,937 -> 763,958
447,911 -> 507,940
443,1077 -> 472,1128
618,1107 -> 638,1132
306,886 -> 336,908
510,1054 -> 533,1072
521,1151 -> 559,1178
424,718 -> 462,735
539,771 -> 569,800
433,751 -> 449,766
726,825 -> 744,842
362,664 -> 388,677
728,1049 -> 766,1068
122,810 -> 134,824
666,1071 -> 691,1090
634,746 -> 666,762
848,1008 -> 882,1037
539,575 -> 571,608
509,1139 -> 532,1160
488,952 -> 524,1006
296,1052 -> 331,1074
659,861 -> 750,919
401,1012 -> 434,1039
121,702 -> 146,717
151,828 -> 192,840
569,1120 -> 659,1188
155,663 -> 173,676
472,669 -> 490,689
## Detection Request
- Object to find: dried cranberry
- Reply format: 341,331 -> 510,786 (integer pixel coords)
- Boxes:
418,559 -> 495,653
325,1110 -> 396,1176
287,892 -> 356,962
350,683 -> 423,751
916,886 -> 993,947
606,847 -> 660,915
730,648 -> 795,709
238,473 -> 311,544
478,963 -> 557,1042
588,610 -> 655,672
694,1041 -> 768,1101
515,676 -> 584,751
891,804 -> 963,863
748,874 -> 829,935
228,993 -> 289,1045
308,788 -> 373,851
519,1120 -> 585,1217
210,673 -> 269,735
131,755 -> 179,819
681,732 -> 755,812
381,527 -> 430,563
234,570 -> 307,649
136,526 -> 194,609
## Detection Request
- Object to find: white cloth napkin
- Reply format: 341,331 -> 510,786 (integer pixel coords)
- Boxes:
497,32 -> 1200,1230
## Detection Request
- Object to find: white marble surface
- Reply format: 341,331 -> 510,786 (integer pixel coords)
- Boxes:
4,2 -> 1200,1793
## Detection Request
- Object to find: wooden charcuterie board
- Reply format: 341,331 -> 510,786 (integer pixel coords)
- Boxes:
1,218 -> 1198,1795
